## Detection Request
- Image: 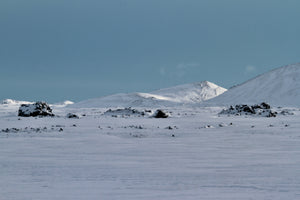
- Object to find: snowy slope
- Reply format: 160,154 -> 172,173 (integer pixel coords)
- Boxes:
207,63 -> 300,107
70,81 -> 227,108
152,81 -> 227,103
69,92 -> 177,108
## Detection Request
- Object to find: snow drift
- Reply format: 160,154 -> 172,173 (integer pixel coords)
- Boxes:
207,63 -> 300,107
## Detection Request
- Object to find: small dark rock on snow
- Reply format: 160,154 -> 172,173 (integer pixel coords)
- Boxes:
18,102 -> 54,117
66,113 -> 79,119
153,110 -> 169,118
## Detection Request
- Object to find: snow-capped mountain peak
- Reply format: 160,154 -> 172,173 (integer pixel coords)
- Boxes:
70,81 -> 227,108
151,81 -> 227,103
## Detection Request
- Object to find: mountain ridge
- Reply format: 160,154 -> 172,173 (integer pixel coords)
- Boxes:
70,81 -> 227,108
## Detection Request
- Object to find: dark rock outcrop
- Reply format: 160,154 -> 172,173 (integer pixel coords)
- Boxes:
18,102 -> 54,117
219,102 -> 277,117
153,110 -> 169,118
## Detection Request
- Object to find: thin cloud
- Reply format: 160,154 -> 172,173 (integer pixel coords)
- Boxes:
245,65 -> 256,74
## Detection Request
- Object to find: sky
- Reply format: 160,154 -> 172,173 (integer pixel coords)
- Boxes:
1,0 -> 300,103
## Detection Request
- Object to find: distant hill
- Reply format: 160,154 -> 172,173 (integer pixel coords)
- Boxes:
207,63 -> 300,107
70,81 -> 227,108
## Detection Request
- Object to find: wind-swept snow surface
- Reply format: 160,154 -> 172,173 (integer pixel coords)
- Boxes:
70,81 -> 227,108
208,63 -> 300,106
0,105 -> 300,199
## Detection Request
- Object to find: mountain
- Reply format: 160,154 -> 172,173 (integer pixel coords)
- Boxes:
207,63 -> 300,107
70,81 -> 227,108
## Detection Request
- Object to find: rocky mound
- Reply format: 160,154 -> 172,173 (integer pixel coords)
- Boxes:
18,102 -> 54,117
103,107 -> 150,117
219,102 -> 277,117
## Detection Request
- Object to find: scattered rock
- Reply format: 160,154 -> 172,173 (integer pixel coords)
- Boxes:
280,109 -> 294,116
1,128 -> 19,133
18,102 -> 54,117
104,107 -> 146,117
54,125 -> 65,128
129,133 -> 146,138
1,126 -> 62,134
123,125 -> 145,129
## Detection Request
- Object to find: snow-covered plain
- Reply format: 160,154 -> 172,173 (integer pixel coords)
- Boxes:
1,64 -> 300,199
1,104 -> 300,200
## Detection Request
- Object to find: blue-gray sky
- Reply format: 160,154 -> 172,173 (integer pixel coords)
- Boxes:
1,0 -> 300,103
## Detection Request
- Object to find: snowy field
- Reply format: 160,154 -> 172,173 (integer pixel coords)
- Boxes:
1,105 -> 300,200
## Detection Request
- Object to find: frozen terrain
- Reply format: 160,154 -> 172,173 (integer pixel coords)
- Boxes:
1,103 -> 300,200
